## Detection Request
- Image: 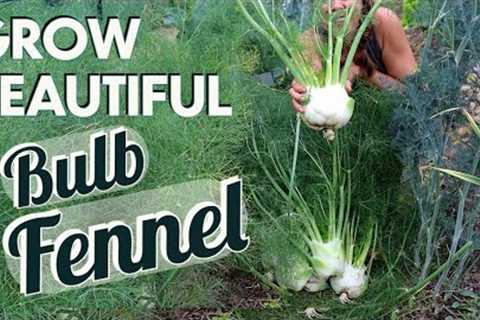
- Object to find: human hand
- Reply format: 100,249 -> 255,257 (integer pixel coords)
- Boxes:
345,63 -> 364,93
289,79 -> 307,113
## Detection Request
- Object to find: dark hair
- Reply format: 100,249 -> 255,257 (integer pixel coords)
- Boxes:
355,0 -> 376,77
360,0 -> 375,42
315,0 -> 379,76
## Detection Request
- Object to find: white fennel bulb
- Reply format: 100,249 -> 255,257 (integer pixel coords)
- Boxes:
304,275 -> 329,292
303,85 -> 355,130
309,239 -> 345,279
330,264 -> 368,300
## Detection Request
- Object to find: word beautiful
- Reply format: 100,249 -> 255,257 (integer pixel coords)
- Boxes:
0,74 -> 231,117
0,17 -> 231,117
0,129 -> 249,295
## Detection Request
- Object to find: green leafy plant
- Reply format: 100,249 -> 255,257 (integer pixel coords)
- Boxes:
392,0 -> 480,297
432,109 -> 480,185
402,0 -> 419,27
251,133 -> 377,302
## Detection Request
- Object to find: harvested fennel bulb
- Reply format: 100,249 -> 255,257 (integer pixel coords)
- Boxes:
303,85 -> 355,130
237,0 -> 382,139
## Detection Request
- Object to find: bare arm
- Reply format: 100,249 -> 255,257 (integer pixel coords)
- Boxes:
368,70 -> 405,91
355,8 -> 416,91
376,8 -> 417,80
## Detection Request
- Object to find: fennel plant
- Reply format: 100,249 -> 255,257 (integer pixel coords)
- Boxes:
237,0 -> 383,139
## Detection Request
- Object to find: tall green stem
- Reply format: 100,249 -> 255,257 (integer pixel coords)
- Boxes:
289,114 -> 302,198
325,0 -> 334,84
340,0 -> 383,84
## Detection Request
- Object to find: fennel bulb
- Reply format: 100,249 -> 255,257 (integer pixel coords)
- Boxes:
262,214 -> 313,292
304,275 -> 329,292
304,239 -> 345,292
303,84 -> 355,130
331,223 -> 376,302
273,253 -> 313,291
309,239 -> 344,279
330,264 -> 368,301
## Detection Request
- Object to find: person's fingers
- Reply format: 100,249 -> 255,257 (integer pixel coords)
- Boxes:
290,80 -> 306,113
292,82 -> 307,94
345,80 -> 352,93
348,68 -> 357,83
325,1 -> 347,12
292,99 -> 305,113
292,79 -> 307,93
289,87 -> 304,102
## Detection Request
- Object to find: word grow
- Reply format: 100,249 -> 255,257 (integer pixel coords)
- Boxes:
2,178 -> 249,295
0,17 -> 140,60
0,17 -> 232,118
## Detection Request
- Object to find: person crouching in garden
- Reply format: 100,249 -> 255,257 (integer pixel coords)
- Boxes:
290,0 -> 417,113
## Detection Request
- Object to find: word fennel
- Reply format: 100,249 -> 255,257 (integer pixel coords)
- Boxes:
2,177 -> 249,296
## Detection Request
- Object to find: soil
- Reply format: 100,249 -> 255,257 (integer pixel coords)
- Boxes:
406,253 -> 480,319
152,268 -> 279,320
406,27 -> 426,60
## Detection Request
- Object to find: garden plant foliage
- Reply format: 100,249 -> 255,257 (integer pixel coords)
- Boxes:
392,0 -> 480,295
0,0 -> 254,319
0,0 -> 479,319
